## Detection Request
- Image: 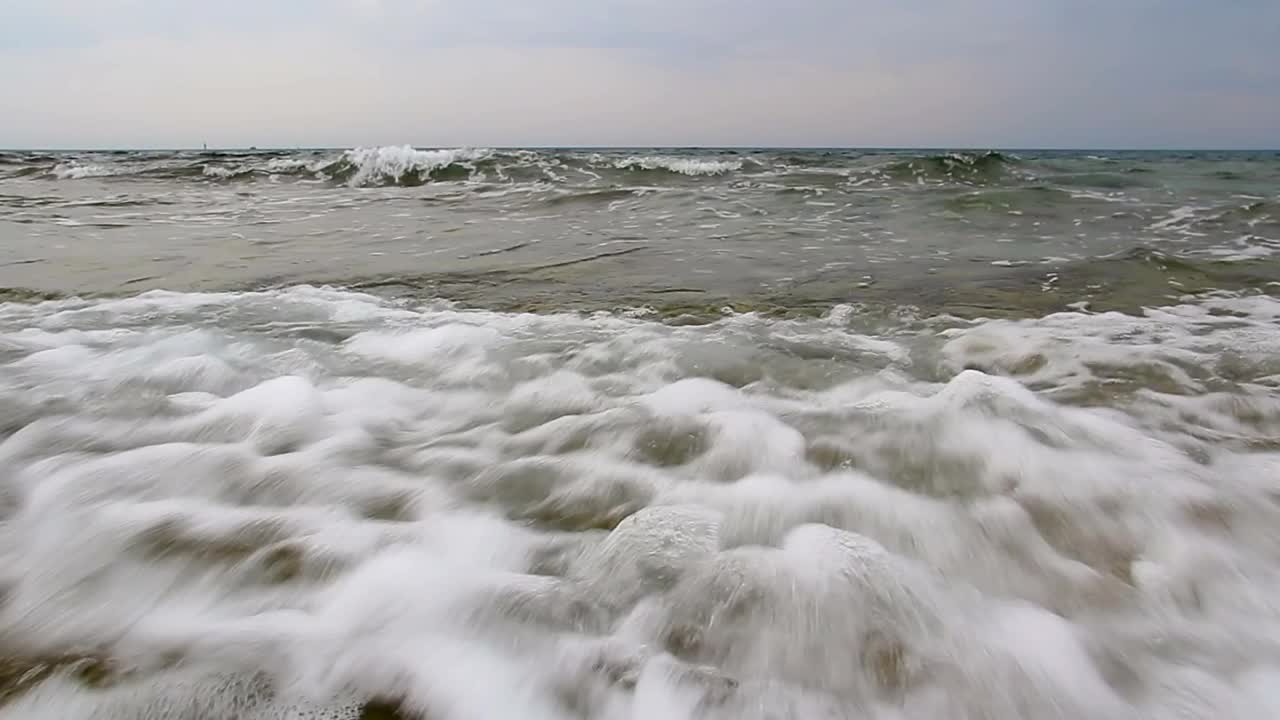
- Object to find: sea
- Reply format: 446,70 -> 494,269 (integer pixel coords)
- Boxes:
1,146 -> 1279,719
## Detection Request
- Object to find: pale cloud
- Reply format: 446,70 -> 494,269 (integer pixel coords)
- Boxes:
0,0 -> 1276,148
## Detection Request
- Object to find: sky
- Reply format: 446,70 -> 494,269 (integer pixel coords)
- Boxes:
1,0 -> 1277,149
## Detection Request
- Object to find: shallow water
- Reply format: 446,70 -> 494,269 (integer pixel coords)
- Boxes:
1,148 -> 1280,718
3,148 -> 1279,315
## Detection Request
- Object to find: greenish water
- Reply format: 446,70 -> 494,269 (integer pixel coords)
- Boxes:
2,148 -> 1278,315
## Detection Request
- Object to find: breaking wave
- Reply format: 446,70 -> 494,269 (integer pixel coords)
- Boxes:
5,150 -> 1275,230
0,148 -> 1034,188
50,163 -> 119,180
14,148 -> 755,186
318,146 -> 497,187
608,155 -> 744,176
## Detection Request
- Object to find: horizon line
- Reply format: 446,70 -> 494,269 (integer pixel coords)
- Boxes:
3,145 -> 1278,153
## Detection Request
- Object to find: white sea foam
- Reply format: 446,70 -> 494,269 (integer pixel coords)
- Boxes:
2,287 -> 1280,718
201,164 -> 243,179
1199,235 -> 1280,261
612,155 -> 743,176
340,145 -> 492,187
1148,205 -> 1210,235
51,162 -> 117,180
264,158 -> 311,174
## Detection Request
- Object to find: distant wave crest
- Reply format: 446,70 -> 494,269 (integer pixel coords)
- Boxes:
51,162 -> 118,180
609,155 -> 744,176
878,151 -> 1019,185
322,146 -> 496,187
18,147 -> 756,186
8,148 -> 1263,200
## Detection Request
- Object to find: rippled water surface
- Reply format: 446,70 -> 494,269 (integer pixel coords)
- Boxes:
1,147 -> 1279,719
3,147 -> 1279,313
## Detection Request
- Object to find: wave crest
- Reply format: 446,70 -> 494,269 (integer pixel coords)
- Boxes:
878,151 -> 1019,185
51,163 -> 117,180
11,149 -> 1269,200
323,146 -> 495,187
610,155 -> 744,176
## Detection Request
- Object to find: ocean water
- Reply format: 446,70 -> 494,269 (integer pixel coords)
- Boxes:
1,147 -> 1279,719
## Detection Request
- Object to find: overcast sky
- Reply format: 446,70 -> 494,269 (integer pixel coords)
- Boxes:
1,0 -> 1277,149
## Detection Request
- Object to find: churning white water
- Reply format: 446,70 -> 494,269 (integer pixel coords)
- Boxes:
2,286 -> 1280,719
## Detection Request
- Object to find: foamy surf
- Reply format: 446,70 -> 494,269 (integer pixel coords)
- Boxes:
50,163 -> 117,180
336,146 -> 495,187
610,155 -> 744,176
2,286 -> 1280,718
